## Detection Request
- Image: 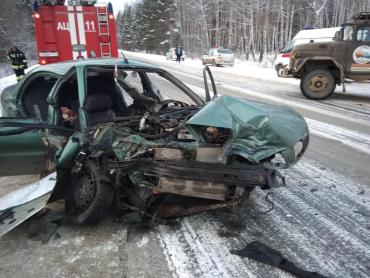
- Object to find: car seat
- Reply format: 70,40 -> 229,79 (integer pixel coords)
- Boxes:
85,93 -> 116,126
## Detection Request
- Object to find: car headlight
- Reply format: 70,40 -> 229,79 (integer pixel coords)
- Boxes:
293,141 -> 303,158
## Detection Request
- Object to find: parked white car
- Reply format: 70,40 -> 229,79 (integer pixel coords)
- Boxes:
166,48 -> 186,61
274,27 -> 340,77
202,48 -> 235,66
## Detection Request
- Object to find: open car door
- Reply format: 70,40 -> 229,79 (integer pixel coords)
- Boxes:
0,117 -> 50,176
0,117 -> 57,236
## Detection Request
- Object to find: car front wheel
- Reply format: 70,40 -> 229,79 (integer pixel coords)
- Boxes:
300,69 -> 336,100
66,160 -> 114,225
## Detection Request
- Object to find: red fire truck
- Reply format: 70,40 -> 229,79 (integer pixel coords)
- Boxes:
32,0 -> 118,65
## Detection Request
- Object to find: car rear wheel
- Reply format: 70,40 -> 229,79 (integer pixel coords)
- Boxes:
212,59 -> 217,66
66,160 -> 114,225
300,69 -> 336,100
276,65 -> 284,77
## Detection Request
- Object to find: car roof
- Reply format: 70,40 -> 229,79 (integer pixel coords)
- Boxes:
30,58 -> 159,76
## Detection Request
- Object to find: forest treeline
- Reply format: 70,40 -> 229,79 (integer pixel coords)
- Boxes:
117,0 -> 370,61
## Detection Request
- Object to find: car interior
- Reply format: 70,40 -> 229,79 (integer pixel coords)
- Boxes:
21,75 -> 58,121
84,72 -> 128,126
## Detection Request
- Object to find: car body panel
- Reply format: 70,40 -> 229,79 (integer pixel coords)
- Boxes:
0,172 -> 56,237
0,117 -> 47,176
186,96 -> 308,166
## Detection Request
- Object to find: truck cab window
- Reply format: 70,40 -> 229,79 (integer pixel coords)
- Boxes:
343,25 -> 353,41
356,26 -> 370,42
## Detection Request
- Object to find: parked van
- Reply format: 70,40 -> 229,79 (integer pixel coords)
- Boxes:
274,27 -> 340,77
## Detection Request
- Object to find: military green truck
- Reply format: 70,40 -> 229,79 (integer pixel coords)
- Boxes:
290,12 -> 370,100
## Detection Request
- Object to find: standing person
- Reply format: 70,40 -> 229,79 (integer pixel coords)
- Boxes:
6,45 -> 28,82
175,46 -> 183,63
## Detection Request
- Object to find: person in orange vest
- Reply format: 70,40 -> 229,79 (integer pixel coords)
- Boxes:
6,45 -> 28,81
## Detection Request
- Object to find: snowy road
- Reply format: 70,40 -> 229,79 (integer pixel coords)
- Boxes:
0,54 -> 370,278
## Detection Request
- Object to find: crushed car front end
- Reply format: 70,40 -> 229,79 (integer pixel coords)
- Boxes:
72,95 -> 309,219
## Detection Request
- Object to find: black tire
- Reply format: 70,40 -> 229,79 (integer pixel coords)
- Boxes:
212,59 -> 217,66
202,59 -> 206,65
300,69 -> 336,100
276,65 -> 283,77
66,160 -> 114,225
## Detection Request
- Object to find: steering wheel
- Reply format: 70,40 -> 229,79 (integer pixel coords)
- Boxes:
157,99 -> 190,111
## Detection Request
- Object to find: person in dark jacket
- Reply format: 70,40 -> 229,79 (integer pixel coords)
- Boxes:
175,46 -> 183,63
6,45 -> 28,81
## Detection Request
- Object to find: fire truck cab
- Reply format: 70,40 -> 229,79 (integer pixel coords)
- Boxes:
32,0 -> 118,65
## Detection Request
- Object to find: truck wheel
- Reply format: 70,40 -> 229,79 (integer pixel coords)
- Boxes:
276,65 -> 284,77
66,160 -> 114,225
300,69 -> 336,100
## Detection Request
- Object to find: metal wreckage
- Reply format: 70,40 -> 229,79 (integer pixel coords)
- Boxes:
0,59 -> 309,235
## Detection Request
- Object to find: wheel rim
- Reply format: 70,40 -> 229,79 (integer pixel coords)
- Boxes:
74,172 -> 96,212
308,74 -> 329,93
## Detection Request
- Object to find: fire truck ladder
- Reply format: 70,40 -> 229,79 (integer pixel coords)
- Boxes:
97,6 -> 112,57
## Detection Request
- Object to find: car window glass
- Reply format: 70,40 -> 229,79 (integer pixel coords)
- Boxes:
116,70 -> 147,106
146,72 -> 197,105
357,26 -> 370,42
343,25 -> 353,41
285,41 -> 294,52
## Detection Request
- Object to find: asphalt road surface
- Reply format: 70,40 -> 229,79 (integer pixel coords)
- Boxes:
0,55 -> 369,278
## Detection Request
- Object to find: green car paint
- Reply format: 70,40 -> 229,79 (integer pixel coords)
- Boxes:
187,96 -> 308,167
0,117 -> 47,176
0,58 -> 308,178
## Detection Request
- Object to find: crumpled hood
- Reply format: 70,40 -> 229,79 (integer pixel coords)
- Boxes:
186,96 -> 309,167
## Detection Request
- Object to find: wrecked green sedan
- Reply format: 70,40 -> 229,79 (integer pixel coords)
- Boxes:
0,58 -> 308,234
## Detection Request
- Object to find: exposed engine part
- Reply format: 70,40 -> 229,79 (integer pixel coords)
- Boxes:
202,126 -> 231,144
196,147 -> 225,163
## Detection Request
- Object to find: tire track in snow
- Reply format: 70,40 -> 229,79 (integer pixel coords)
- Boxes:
306,118 -> 370,155
157,159 -> 370,278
